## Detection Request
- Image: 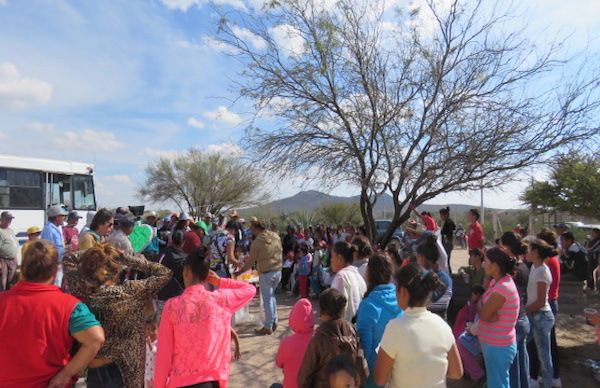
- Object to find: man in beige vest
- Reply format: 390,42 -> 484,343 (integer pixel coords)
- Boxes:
240,219 -> 283,335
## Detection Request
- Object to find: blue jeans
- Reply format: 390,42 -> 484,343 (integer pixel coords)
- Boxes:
530,310 -> 554,388
549,300 -> 560,379
259,271 -> 281,329
510,315 -> 530,388
481,342 -> 517,388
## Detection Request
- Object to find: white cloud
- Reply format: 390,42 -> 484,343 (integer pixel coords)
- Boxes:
176,39 -> 197,49
160,0 -> 200,11
206,142 -> 244,156
231,25 -> 267,50
25,121 -> 55,134
201,36 -> 239,54
54,129 -> 125,152
0,0 -> 8,6
187,117 -> 206,129
269,24 -> 306,57
203,106 -> 243,126
160,0 -> 246,12
0,63 -> 53,109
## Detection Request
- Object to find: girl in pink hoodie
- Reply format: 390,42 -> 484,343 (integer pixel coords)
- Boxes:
154,247 -> 256,388
275,298 -> 315,388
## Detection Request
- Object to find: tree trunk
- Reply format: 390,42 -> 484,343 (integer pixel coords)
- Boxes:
359,188 -> 376,244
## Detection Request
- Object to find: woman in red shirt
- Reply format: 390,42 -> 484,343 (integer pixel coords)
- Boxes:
467,209 -> 484,250
411,205 -> 439,232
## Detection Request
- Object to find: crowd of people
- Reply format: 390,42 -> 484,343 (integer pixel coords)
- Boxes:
0,203 -> 599,388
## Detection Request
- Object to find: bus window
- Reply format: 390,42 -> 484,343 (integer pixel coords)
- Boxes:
73,175 -> 96,210
49,174 -> 72,209
0,168 -> 44,209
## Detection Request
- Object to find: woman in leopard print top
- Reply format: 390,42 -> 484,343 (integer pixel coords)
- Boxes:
63,243 -> 171,388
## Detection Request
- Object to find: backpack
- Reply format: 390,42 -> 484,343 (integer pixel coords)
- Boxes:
209,232 -> 232,277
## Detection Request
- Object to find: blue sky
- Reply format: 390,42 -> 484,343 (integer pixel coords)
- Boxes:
0,0 -> 598,210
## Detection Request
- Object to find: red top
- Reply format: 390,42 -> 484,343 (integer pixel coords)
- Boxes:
546,255 -> 561,301
181,231 -> 201,254
0,281 -> 80,388
468,222 -> 484,249
422,215 -> 439,231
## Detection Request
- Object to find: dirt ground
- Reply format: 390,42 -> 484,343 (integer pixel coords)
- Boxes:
229,248 -> 600,388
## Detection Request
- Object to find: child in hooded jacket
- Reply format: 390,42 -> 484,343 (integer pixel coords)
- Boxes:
275,298 -> 315,388
297,288 -> 368,388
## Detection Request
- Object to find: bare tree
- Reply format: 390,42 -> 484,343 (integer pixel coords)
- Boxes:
217,0 -> 600,244
139,148 -> 266,216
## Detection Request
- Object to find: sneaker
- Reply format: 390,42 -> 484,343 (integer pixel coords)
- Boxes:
552,378 -> 562,387
272,322 -> 278,332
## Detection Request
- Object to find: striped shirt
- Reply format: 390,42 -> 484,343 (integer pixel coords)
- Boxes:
478,275 -> 519,347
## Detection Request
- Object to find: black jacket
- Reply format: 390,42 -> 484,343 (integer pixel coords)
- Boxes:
157,246 -> 186,301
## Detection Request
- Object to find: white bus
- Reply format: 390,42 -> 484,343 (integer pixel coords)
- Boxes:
0,155 -> 96,254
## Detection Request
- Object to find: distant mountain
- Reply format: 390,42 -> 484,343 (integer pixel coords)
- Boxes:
248,190 -> 518,215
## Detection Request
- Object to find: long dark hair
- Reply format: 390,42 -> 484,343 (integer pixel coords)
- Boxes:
351,235 -> 373,260
385,241 -> 403,267
486,246 -> 516,276
365,253 -> 393,297
500,232 -> 527,256
90,208 -> 114,232
395,263 -> 446,308
416,234 -> 439,269
528,238 -> 559,261
333,241 -> 355,264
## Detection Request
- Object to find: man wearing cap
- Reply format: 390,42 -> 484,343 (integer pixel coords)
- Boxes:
63,211 -> 82,254
41,205 -> 68,260
0,211 -> 18,290
108,213 -> 136,256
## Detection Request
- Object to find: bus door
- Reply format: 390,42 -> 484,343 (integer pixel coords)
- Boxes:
47,173 -> 72,210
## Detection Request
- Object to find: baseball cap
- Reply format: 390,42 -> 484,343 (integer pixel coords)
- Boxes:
27,226 -> 42,235
47,205 -> 68,218
0,211 -> 14,219
68,211 -> 82,221
179,212 -> 191,221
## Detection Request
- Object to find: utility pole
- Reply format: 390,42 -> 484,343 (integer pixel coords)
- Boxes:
480,178 -> 485,225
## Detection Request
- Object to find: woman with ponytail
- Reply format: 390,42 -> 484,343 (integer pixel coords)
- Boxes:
500,232 -> 530,388
330,241 -> 367,322
479,247 -> 520,388
525,239 -> 558,388
351,235 -> 373,281
374,263 -> 463,387
417,235 -> 453,319
356,254 -> 402,386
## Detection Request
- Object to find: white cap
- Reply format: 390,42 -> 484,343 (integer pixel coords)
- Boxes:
47,205 -> 68,217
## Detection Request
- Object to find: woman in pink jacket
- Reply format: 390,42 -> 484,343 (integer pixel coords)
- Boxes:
275,298 -> 315,388
155,247 -> 256,388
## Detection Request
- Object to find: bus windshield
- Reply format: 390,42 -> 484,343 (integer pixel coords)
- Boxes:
73,175 -> 95,210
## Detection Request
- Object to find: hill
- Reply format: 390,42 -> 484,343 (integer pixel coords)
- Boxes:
247,190 -> 518,215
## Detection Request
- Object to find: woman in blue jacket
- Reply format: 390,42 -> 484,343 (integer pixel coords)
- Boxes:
356,253 -> 403,387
